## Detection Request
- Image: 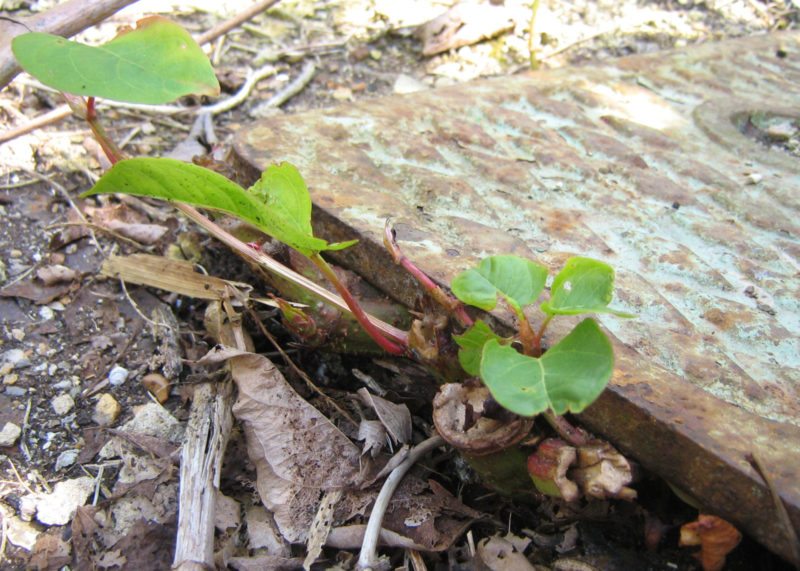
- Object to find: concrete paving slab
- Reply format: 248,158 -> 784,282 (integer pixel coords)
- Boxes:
234,32 -> 800,563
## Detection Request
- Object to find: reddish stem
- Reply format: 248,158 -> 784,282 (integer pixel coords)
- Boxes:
311,253 -> 406,356
384,221 -> 473,328
531,314 -> 553,357
85,97 -> 124,164
543,412 -> 590,447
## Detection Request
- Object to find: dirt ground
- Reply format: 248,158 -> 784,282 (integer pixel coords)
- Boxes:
0,0 -> 798,569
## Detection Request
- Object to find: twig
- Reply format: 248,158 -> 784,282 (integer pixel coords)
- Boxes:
0,177 -> 39,189
357,434 -> 444,570
198,64 -> 276,116
252,60 -> 316,116
0,104 -> 72,145
0,508 -> 7,567
19,398 -> 32,462
195,0 -> 282,46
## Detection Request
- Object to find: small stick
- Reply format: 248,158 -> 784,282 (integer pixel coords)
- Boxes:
357,434 -> 444,570
0,104 -> 71,145
195,0 -> 282,46
251,61 -> 315,115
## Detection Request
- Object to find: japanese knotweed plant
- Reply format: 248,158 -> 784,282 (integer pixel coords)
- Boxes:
12,16 -> 407,355
451,255 -> 634,418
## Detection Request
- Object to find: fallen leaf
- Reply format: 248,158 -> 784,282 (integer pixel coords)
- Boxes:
680,514 -> 742,571
201,347 -> 362,543
105,218 -> 169,244
358,419 -> 388,457
416,2 -> 516,56
304,489 -> 342,570
477,534 -> 536,571
527,438 -> 579,501
0,279 -> 75,304
36,264 -> 79,285
29,533 -> 71,571
570,441 -> 637,501
229,555 -> 306,571
358,387 -> 412,445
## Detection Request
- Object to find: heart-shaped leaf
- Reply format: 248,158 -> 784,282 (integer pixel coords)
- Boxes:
540,257 -> 635,318
453,320 -> 505,376
81,158 -> 355,256
12,16 -> 219,104
451,255 -> 547,314
479,318 -> 613,417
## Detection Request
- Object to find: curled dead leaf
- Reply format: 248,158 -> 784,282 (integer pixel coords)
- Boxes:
570,441 -> 637,501
680,514 -> 742,571
527,438 -> 579,501
357,387 -> 412,446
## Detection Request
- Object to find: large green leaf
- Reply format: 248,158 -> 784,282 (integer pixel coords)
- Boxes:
451,255 -> 547,313
479,318 -> 613,417
540,257 -> 635,318
12,16 -> 219,104
81,158 -> 354,256
453,320 -> 505,376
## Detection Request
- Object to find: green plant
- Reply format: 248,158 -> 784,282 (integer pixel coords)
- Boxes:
451,255 -> 634,417
12,16 -> 636,502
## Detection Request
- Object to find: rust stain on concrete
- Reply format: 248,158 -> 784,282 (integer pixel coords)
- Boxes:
234,33 -> 800,563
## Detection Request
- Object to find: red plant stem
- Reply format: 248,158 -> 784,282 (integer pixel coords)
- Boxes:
77,98 -> 409,353
310,253 -> 407,355
383,221 -> 473,328
517,310 -> 538,356
532,314 -> 553,356
543,411 -> 590,447
85,97 -> 125,164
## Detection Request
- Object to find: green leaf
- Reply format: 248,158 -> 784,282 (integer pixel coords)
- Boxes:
81,158 -> 353,256
540,257 -> 635,318
479,318 -> 613,417
12,16 -> 219,104
451,255 -> 548,313
453,320 -> 505,376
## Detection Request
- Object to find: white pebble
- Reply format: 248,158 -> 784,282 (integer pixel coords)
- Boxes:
108,365 -> 129,386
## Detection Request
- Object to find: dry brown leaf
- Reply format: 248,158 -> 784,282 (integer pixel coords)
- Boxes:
477,534 -> 536,571
304,489 -> 342,570
229,555 -> 306,571
105,218 -> 169,244
201,347 -> 362,543
527,438 -> 579,501
416,2 -> 516,56
358,387 -> 412,446
358,419 -> 388,457
29,533 -> 71,571
102,254 -> 252,301
680,514 -> 742,571
570,441 -> 637,501
36,264 -> 79,285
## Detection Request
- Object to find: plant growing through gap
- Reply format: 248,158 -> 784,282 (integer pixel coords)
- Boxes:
13,16 -> 636,501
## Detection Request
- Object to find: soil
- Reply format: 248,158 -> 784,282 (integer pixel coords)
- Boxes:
0,0 -> 797,569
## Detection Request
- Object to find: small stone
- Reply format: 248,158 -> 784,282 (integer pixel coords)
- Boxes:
2,348 -> 30,369
51,394 -> 75,415
108,365 -> 129,386
393,74 -> 429,95
93,394 -> 121,426
0,363 -> 11,375
745,172 -> 763,185
369,49 -> 382,60
141,373 -> 170,403
5,514 -> 40,550
35,476 -> 95,525
0,422 -> 21,446
19,495 -> 37,521
764,121 -> 795,142
5,386 -> 26,397
3,373 -> 18,385
11,328 -> 24,341
38,306 -> 55,321
55,449 -> 79,471
9,249 -> 22,258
